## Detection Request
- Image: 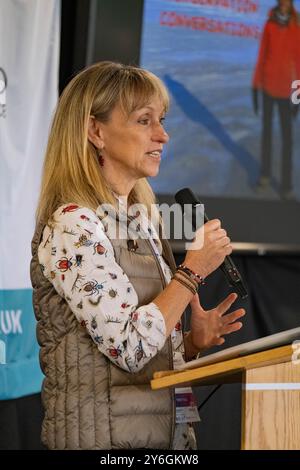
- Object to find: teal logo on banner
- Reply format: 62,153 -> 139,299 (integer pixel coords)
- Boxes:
0,339 -> 5,364
0,289 -> 43,399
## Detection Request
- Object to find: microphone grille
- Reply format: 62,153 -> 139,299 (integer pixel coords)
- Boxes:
175,188 -> 200,206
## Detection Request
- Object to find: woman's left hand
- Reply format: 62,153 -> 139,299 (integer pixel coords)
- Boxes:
185,293 -> 245,358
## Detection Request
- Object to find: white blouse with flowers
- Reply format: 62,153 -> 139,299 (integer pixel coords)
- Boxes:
38,203 -> 197,450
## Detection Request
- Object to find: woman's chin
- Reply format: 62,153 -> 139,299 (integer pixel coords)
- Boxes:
145,161 -> 161,178
145,169 -> 160,178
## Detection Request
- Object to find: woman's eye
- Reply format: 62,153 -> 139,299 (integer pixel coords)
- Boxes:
138,116 -> 166,125
138,119 -> 150,125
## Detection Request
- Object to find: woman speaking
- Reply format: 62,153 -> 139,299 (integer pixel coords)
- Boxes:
31,61 -> 245,450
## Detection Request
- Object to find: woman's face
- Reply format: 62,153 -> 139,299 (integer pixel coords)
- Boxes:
98,95 -> 169,191
278,0 -> 292,14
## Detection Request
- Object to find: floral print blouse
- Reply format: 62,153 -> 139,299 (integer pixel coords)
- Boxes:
38,203 -> 197,449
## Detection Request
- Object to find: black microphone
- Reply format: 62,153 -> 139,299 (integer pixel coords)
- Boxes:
175,188 -> 248,299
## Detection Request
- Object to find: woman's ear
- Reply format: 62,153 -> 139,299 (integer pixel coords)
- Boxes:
88,116 -> 104,149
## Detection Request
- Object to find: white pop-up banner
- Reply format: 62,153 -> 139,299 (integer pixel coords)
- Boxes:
0,0 -> 60,399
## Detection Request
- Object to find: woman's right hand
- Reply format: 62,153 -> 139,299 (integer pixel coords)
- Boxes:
183,219 -> 232,279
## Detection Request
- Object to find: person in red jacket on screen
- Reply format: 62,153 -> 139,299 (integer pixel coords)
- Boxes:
252,0 -> 300,199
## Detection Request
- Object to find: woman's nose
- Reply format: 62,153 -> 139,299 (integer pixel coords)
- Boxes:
152,124 -> 169,143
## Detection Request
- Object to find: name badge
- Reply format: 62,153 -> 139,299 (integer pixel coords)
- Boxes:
175,387 -> 201,424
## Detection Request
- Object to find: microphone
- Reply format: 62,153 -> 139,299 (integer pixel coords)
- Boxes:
175,188 -> 248,299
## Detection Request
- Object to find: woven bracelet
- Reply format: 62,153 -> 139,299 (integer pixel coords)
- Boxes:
175,268 -> 198,290
173,274 -> 197,295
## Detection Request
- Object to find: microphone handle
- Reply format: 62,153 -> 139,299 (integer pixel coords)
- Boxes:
174,188 -> 248,299
219,256 -> 248,299
202,213 -> 248,299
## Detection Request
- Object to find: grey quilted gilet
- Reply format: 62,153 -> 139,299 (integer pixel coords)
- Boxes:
30,216 -> 177,449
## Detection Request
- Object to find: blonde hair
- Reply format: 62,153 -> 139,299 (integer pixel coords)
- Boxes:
36,61 -> 170,224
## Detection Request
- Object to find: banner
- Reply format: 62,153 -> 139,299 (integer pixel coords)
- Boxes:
0,0 -> 60,399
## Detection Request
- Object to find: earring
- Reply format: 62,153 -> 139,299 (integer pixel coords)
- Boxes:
97,147 -> 104,167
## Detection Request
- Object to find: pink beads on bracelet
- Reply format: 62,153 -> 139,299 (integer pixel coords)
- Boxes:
177,264 -> 206,285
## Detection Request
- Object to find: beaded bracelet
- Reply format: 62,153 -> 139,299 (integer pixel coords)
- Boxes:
177,264 -> 205,285
173,273 -> 197,295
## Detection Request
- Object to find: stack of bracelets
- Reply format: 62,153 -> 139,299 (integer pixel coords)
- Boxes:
173,264 -> 205,295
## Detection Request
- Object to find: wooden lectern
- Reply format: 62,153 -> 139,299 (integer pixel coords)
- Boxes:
151,344 -> 300,450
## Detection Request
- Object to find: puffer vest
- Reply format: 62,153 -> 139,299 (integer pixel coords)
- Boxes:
30,215 -> 177,450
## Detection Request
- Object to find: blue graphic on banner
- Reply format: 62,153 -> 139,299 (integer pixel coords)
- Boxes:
0,289 -> 43,399
0,340 -> 5,364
